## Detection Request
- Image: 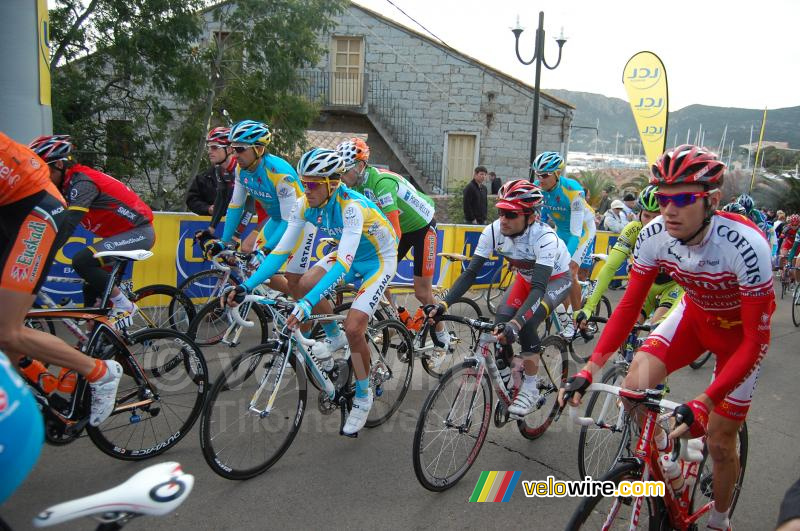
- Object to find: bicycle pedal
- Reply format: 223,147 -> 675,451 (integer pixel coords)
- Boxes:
340,430 -> 358,438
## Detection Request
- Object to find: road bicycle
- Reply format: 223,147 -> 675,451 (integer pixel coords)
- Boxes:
21,250 -> 209,460
199,294 -> 414,480
4,462 -> 194,531
780,264 -> 796,300
565,382 -> 747,529
411,315 -> 569,491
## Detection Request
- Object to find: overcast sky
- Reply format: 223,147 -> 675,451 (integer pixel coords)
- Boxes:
353,0 -> 799,111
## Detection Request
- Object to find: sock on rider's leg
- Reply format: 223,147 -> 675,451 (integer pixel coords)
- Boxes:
321,321 -> 341,338
355,378 -> 370,399
708,504 -> 730,528
555,304 -> 566,313
110,292 -> 133,311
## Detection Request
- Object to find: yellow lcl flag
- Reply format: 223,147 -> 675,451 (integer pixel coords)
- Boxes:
37,0 -> 51,106
622,52 -> 668,166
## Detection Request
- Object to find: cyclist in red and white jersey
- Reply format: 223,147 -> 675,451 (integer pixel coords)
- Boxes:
29,135 -> 154,315
560,145 -> 774,531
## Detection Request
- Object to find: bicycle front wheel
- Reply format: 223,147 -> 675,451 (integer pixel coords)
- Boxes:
569,295 -> 612,364
517,335 -> 569,440
200,346 -> 307,480
86,328 -> 208,459
179,269 -> 238,310
578,365 -> 631,479
566,461 -> 666,530
792,287 -> 800,327
364,319 -> 414,427
412,360 -> 493,492
420,309 -> 480,378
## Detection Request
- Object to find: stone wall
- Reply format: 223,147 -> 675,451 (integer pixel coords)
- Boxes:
317,5 -> 574,190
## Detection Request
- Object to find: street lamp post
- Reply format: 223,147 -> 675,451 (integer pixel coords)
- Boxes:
512,11 -> 566,178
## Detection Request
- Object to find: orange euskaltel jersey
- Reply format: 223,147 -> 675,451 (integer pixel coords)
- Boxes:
0,131 -> 64,206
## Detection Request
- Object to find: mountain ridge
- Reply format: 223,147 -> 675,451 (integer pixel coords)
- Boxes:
547,89 -> 800,154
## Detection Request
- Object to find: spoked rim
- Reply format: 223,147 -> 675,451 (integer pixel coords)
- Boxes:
412,361 -> 492,491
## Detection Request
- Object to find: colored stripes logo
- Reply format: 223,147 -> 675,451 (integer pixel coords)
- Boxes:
469,471 -> 521,502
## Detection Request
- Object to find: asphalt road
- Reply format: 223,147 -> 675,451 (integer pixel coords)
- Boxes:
4,290 -> 799,530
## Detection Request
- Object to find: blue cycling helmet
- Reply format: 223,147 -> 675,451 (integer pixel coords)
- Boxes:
532,151 -> 565,173
736,193 -> 754,212
228,120 -> 272,147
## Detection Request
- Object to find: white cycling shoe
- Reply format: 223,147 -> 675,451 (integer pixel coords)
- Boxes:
507,381 -> 541,416
342,389 -> 373,436
89,360 -> 123,426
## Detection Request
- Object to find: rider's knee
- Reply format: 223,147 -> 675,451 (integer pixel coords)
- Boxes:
705,429 -> 738,463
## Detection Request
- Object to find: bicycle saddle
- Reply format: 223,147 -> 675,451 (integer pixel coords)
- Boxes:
92,249 -> 154,261
33,462 -> 194,527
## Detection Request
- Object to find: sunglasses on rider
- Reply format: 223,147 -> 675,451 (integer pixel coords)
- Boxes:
535,172 -> 555,178
232,146 -> 251,154
497,209 -> 521,219
301,180 -> 327,191
654,191 -> 713,208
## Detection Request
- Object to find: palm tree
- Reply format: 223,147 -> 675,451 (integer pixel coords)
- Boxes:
573,170 -> 615,209
619,173 -> 650,195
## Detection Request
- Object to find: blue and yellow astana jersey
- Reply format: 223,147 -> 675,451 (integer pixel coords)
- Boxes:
537,175 -> 594,254
221,153 -> 303,250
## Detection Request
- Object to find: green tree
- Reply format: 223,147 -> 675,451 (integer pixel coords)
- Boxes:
49,0 -> 344,209
180,0 -> 346,181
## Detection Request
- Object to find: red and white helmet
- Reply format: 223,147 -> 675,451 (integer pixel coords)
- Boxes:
788,214 -> 800,227
206,126 -> 231,146
28,135 -> 73,164
650,144 -> 725,186
496,179 -> 544,213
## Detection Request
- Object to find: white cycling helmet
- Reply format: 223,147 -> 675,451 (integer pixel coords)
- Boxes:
297,148 -> 346,178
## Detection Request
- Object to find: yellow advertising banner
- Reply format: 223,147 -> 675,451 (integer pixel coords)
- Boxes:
622,51 -> 668,166
37,0 -> 51,106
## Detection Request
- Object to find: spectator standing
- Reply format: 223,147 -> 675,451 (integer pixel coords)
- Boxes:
622,191 -> 637,221
186,127 -> 238,231
602,200 -> 628,233
489,171 -> 502,195
463,165 -> 488,224
596,187 -> 612,215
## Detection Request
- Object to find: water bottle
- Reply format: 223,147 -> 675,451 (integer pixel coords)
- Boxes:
409,307 -> 425,331
19,357 -> 58,394
660,453 -> 685,495
312,342 -> 334,372
397,306 -> 411,326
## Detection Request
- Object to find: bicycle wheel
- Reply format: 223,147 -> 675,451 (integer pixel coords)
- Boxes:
566,461 -> 667,530
421,303 -> 481,378
793,286 -> 800,327
86,328 -> 208,460
689,351 -> 713,370
688,421 -> 748,520
578,365 -> 631,479
179,269 -> 238,310
569,295 -> 612,364
187,299 -> 270,376
200,345 -> 307,480
517,335 -> 569,440
412,359 -> 492,492
486,265 -> 513,315
364,319 -> 414,427
131,284 -> 195,332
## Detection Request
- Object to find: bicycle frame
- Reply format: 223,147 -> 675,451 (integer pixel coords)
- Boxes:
572,383 -> 713,529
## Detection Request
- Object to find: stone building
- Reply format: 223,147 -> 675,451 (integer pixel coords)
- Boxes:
290,3 -> 575,193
